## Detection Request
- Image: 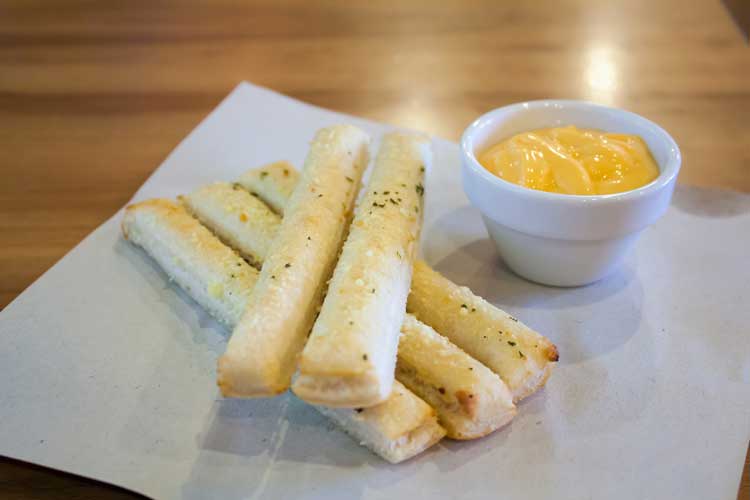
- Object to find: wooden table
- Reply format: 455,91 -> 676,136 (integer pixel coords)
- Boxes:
0,1 -> 747,498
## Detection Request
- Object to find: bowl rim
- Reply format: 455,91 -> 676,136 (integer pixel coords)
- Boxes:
460,99 -> 682,206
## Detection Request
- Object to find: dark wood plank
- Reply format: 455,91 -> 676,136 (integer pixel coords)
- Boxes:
0,458 -> 145,500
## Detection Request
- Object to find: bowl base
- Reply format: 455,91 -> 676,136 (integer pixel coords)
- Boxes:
482,216 -> 641,287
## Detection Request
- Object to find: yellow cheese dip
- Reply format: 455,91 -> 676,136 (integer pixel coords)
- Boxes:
478,126 -> 659,195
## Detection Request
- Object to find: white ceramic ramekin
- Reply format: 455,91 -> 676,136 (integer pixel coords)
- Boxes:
461,100 -> 681,287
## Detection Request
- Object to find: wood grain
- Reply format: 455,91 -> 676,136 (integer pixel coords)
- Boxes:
0,1 -> 747,498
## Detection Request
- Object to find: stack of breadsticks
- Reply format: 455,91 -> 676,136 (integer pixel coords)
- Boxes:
122,125 -> 558,464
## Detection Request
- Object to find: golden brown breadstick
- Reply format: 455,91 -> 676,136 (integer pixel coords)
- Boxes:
397,314 -> 515,439
408,260 -> 558,401
122,199 -> 258,326
314,380 -> 445,463
217,125 -> 370,398
181,182 -> 280,267
292,133 -> 430,408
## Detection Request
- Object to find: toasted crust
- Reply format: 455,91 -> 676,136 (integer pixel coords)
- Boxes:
180,182 -> 281,266
313,381 -> 446,463
407,260 -> 557,401
122,210 -> 443,462
121,199 -> 258,326
292,133 -> 430,408
217,125 -> 370,398
397,315 -> 516,439
236,161 -> 299,215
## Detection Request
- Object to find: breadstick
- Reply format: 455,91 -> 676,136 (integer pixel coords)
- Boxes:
408,260 -> 558,401
121,199 -> 258,326
397,314 -> 515,439
186,181 -> 519,436
121,208 -> 445,462
242,163 -> 557,402
180,182 -> 280,266
236,160 -> 298,215
292,132 -> 430,407
217,125 -> 370,398
314,380 -> 445,463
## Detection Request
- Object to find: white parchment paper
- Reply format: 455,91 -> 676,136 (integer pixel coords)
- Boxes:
1,82 -> 748,500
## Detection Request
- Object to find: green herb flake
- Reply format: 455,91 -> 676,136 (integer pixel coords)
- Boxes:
415,183 -> 424,196
508,341 -> 517,346
260,171 -> 268,178
345,176 -> 354,183
519,351 -> 526,359
460,304 -> 468,309
362,354 -> 368,361
285,263 -> 291,268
